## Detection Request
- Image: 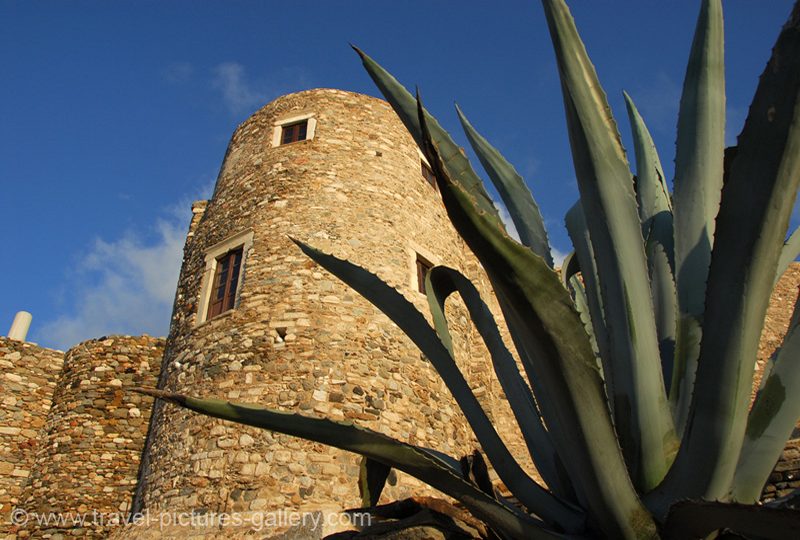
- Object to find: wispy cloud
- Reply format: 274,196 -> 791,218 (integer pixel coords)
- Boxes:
35,181 -> 215,351
211,62 -> 312,115
36,220 -> 185,350
212,62 -> 268,114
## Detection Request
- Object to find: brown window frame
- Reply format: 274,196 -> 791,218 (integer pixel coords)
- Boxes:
206,246 -> 244,320
421,161 -> 437,189
281,120 -> 308,145
416,254 -> 434,294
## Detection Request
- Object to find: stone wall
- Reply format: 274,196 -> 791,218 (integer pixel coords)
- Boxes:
753,264 -> 800,397
16,335 -> 163,538
133,89 -> 511,536
762,439 -> 800,502
0,338 -> 63,531
756,264 -> 800,502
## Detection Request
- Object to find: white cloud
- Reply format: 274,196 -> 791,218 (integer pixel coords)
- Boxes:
212,62 -> 268,114
35,178 -> 216,350
37,218 -> 187,350
211,62 -> 312,115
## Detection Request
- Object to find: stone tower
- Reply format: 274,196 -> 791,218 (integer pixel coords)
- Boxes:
134,89 -> 508,527
18,336 -> 163,538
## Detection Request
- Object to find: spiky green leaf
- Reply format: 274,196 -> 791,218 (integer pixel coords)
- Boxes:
662,499 -> 800,540
134,388 -> 555,539
568,275 -> 600,361
646,241 -> 677,392
424,265 -> 576,503
542,0 -> 676,491
565,201 -> 611,402
353,47 -> 500,222
652,2 -> 800,508
623,92 -> 677,391
455,105 -> 554,266
359,457 -> 391,508
419,93 -> 656,539
623,91 -> 673,234
730,290 -> 800,502
291,239 -> 583,531
776,227 -> 800,285
670,0 -> 726,434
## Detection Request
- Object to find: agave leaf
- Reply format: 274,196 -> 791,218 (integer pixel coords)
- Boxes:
559,252 -> 597,355
622,92 -> 677,392
353,47 -> 500,223
423,265 -> 576,502
543,0 -> 677,491
359,457 -> 392,508
418,93 -> 656,539
568,275 -> 600,361
564,202 -> 610,377
652,2 -> 800,508
670,0 -> 726,434
662,499 -> 800,540
646,240 -> 678,393
134,388 -> 555,539
776,226 -> 800,286
291,239 -> 584,531
622,91 -> 673,236
455,105 -> 554,267
729,290 -> 800,503
560,250 -> 580,290
460,450 -> 497,498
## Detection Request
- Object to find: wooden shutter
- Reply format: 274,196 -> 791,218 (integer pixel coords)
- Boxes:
207,247 -> 244,320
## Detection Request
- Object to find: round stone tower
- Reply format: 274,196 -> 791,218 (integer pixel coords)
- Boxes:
136,89 -> 508,528
19,335 -> 163,538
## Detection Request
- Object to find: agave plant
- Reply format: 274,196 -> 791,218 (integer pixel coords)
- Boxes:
138,0 -> 800,538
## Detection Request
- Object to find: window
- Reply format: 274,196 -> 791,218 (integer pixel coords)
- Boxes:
196,229 -> 254,325
281,120 -> 308,145
421,162 -> 437,189
416,254 -> 434,294
207,247 -> 243,319
271,113 -> 317,147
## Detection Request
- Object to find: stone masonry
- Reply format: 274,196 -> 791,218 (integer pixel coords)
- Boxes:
8,336 -> 163,539
133,89 -> 513,535
0,339 -> 63,527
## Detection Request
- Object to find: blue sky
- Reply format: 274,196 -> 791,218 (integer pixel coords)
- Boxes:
1,1 -> 795,350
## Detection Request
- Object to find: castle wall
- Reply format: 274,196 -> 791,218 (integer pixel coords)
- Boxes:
18,335 -> 163,538
0,338 -> 63,530
134,89 -> 510,533
762,438 -> 800,502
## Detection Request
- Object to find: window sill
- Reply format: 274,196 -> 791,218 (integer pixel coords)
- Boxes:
277,138 -> 312,148
194,309 -> 235,330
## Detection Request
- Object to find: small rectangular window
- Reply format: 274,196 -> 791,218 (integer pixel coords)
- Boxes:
281,120 -> 308,145
421,162 -> 437,189
207,247 -> 243,319
416,254 -> 434,294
